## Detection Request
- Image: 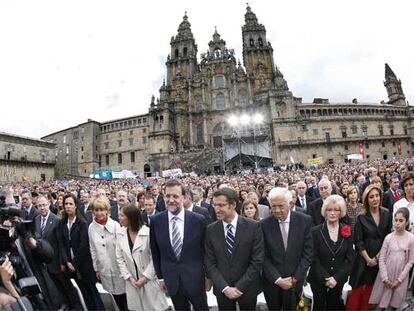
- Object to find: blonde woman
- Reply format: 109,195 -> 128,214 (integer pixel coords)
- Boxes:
88,196 -> 127,310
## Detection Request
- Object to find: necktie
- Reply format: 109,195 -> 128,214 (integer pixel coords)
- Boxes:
280,221 -> 288,250
226,224 -> 235,256
394,191 -> 400,202
40,217 -> 46,237
171,217 -> 182,259
301,198 -> 305,209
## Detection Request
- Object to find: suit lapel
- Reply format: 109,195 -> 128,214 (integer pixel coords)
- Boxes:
234,216 -> 244,250
286,212 -> 297,254
181,210 -> 192,259
270,216 -> 286,253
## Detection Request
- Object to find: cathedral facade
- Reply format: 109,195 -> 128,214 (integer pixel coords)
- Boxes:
42,5 -> 413,178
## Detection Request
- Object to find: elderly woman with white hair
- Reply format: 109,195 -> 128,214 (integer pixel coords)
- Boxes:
307,195 -> 355,310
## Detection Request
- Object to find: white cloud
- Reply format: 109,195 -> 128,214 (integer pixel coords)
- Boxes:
0,0 -> 413,138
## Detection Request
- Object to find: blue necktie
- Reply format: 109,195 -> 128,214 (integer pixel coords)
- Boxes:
226,224 -> 235,256
40,217 -> 46,237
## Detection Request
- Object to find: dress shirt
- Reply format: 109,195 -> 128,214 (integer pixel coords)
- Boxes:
275,211 -> 291,285
187,204 -> 194,212
168,207 -> 185,248
298,195 -> 306,210
221,213 -> 238,293
222,213 -> 238,239
41,211 -> 51,224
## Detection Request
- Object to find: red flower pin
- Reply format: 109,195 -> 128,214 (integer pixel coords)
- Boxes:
341,225 -> 351,238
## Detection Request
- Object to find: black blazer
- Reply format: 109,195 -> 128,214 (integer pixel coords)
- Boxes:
349,208 -> 391,288
192,205 -> 213,225
261,211 -> 313,293
200,200 -> 217,222
383,189 -> 403,212
307,197 -> 324,226
296,195 -> 313,211
306,186 -> 320,200
142,210 -> 158,226
34,213 -> 61,274
156,195 -> 166,212
24,204 -> 38,221
58,217 -> 96,283
308,223 -> 355,286
204,216 -> 264,298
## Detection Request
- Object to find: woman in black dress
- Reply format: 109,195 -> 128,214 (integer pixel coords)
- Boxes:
346,184 -> 392,311
308,194 -> 355,310
58,193 -> 104,310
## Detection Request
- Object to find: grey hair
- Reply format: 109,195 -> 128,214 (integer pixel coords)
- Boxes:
321,194 -> 347,218
318,178 -> 332,190
268,187 -> 292,204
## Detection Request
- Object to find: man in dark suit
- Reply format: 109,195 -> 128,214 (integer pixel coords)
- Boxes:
289,190 -> 306,214
307,179 -> 332,226
79,191 -> 91,217
142,195 -> 158,226
193,187 -> 217,221
150,184 -> 166,212
20,189 -> 38,221
110,190 -> 128,222
205,188 -> 264,310
259,184 -> 272,207
261,187 -> 313,310
306,176 -> 320,200
296,181 -> 312,212
383,174 -> 403,212
360,166 -> 378,196
150,180 -> 208,311
183,189 -> 212,225
34,195 -> 81,310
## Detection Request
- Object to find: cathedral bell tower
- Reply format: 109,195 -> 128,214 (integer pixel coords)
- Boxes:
384,63 -> 406,106
241,5 -> 288,94
166,12 -> 198,87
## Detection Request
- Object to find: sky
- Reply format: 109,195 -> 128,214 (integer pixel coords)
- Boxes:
0,0 -> 413,139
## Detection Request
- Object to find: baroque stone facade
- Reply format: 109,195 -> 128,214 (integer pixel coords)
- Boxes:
43,5 -> 413,178
0,132 -> 55,182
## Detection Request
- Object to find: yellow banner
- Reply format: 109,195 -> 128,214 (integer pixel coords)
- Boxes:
307,157 -> 323,165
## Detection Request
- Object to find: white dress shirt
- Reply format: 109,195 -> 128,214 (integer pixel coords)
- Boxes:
222,213 -> 238,239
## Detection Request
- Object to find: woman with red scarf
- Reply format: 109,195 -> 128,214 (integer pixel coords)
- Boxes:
88,196 -> 127,310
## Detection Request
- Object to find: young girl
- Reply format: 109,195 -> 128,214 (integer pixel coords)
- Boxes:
369,207 -> 414,310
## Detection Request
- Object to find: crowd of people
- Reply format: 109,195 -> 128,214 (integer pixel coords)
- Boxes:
1,157 -> 414,310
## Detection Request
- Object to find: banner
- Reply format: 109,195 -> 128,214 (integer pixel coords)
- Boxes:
307,157 -> 323,166
347,154 -> 363,160
162,168 -> 183,178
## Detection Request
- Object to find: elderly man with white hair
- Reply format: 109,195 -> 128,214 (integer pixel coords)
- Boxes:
307,178 -> 332,226
261,187 -> 313,310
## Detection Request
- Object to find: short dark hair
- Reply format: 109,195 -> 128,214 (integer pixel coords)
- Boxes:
122,204 -> 144,232
213,188 -> 238,205
164,179 -> 185,196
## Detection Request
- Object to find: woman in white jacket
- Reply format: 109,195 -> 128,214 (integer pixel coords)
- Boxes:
88,196 -> 127,310
116,204 -> 168,311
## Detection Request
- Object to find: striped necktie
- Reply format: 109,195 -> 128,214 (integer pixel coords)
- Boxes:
40,217 -> 46,237
226,224 -> 235,256
171,216 -> 182,259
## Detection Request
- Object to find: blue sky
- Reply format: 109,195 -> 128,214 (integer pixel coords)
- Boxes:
0,0 -> 412,138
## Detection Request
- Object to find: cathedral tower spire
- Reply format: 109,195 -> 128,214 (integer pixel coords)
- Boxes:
384,63 -> 406,106
166,12 -> 198,86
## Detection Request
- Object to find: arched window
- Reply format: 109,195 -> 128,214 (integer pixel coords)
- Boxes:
174,49 -> 179,58
258,37 -> 263,46
249,38 -> 254,47
183,47 -> 187,57
215,93 -> 225,110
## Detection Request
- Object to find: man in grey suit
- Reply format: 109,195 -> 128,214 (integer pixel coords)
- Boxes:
261,187 -> 313,310
205,188 -> 264,310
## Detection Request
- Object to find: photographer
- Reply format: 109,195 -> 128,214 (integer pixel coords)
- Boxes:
1,187 -> 60,310
0,257 -> 19,308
